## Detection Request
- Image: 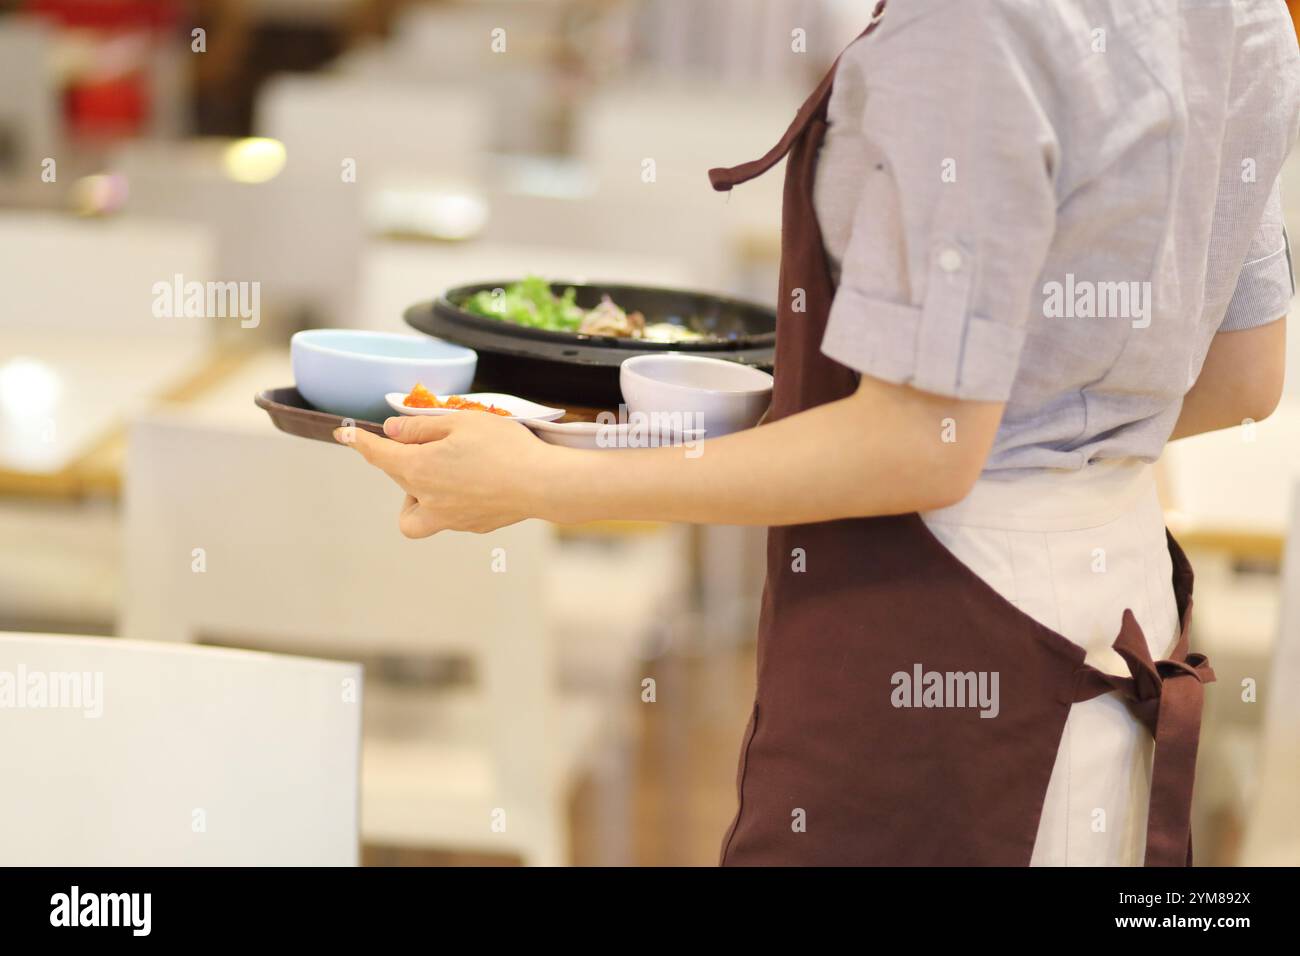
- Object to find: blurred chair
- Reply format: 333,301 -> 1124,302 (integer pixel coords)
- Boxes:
120,355 -> 607,864
1240,480 -> 1300,865
0,211 -> 213,341
111,138 -> 364,338
543,525 -> 693,865
256,72 -> 490,184
0,212 -> 215,631
345,0 -> 571,155
0,631 -> 360,865
0,17 -> 59,191
249,72 -> 493,329
629,0 -> 836,86
571,83 -> 793,302
574,82 -> 799,206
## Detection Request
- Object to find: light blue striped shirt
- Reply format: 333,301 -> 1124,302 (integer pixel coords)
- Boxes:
814,0 -> 1300,473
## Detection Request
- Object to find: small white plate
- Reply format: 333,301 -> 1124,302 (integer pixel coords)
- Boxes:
525,418 -> 705,450
385,391 -> 565,422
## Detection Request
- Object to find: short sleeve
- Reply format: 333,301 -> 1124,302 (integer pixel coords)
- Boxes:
1219,180 -> 1294,332
819,11 -> 1058,403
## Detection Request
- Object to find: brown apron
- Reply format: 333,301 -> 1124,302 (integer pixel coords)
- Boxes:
708,5 -> 1216,867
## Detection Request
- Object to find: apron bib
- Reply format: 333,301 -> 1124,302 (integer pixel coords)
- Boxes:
708,4 -> 1215,867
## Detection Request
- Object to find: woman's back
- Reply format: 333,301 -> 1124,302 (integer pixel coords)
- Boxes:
815,0 -> 1300,473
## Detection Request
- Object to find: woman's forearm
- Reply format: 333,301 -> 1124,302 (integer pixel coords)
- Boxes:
533,377 -> 1005,527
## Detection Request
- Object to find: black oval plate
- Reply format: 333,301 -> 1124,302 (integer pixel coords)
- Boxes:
429,280 -> 776,352
404,280 -> 776,406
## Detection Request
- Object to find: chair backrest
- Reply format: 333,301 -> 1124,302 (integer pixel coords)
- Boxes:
0,212 -> 214,342
387,2 -> 570,77
109,140 -> 365,333
256,74 -> 490,185
122,384 -> 562,825
0,19 -> 58,181
573,84 -> 801,203
1241,479 -> 1300,865
122,408 -> 552,658
0,632 -> 361,865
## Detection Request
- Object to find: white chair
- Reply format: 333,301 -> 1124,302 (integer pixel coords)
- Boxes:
1240,480 -> 1300,865
120,354 -> 604,864
630,0 -> 836,85
346,1 -> 571,155
256,73 -> 490,185
386,1 -> 571,77
570,84 -> 791,303
110,139 -> 365,336
0,212 -> 215,630
0,18 -> 59,186
0,631 -> 360,865
250,73 -> 493,328
574,82 -> 800,204
0,211 -> 214,340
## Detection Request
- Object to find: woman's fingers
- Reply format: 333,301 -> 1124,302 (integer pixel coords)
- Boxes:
334,427 -> 416,488
383,415 -> 458,444
398,494 -> 442,538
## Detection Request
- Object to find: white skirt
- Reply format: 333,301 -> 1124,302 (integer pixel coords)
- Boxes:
920,459 -> 1180,866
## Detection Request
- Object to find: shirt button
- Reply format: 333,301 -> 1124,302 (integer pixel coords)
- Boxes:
938,247 -> 963,273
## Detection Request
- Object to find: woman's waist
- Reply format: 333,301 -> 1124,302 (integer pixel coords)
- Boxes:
920,458 -> 1160,533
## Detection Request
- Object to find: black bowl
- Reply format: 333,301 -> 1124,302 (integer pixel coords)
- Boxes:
403,280 -> 776,407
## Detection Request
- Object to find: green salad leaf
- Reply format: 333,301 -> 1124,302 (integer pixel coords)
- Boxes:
462,276 -> 585,332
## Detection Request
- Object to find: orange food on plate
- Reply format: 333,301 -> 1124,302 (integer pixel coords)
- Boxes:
402,383 -> 438,407
402,384 -> 510,416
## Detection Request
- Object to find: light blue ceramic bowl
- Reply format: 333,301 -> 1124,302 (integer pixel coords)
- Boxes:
291,329 -> 477,423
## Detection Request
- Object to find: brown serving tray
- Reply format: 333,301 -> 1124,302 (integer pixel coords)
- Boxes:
255,387 -> 385,444
255,385 -> 614,444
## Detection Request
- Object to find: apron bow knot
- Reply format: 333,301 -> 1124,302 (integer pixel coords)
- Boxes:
1076,607 -> 1216,866
1156,652 -> 1213,684
1111,608 -> 1216,707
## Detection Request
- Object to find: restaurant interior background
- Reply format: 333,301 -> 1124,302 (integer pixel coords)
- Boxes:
0,0 -> 1298,867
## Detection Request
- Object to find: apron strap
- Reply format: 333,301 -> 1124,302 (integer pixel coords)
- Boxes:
708,1 -> 890,192
1074,606 -> 1216,866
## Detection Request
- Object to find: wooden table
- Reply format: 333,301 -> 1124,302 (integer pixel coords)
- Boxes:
0,339 -> 256,500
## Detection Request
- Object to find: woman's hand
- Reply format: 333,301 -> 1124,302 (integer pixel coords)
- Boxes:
334,413 -> 553,537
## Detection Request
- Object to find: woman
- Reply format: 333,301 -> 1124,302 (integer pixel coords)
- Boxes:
340,0 -> 1298,865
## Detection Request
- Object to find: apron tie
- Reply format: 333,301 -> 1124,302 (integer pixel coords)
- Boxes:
708,0 -> 890,193
1074,607 -> 1216,866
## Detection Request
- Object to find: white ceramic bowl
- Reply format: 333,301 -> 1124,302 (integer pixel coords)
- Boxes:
619,353 -> 773,438
291,329 -> 476,422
